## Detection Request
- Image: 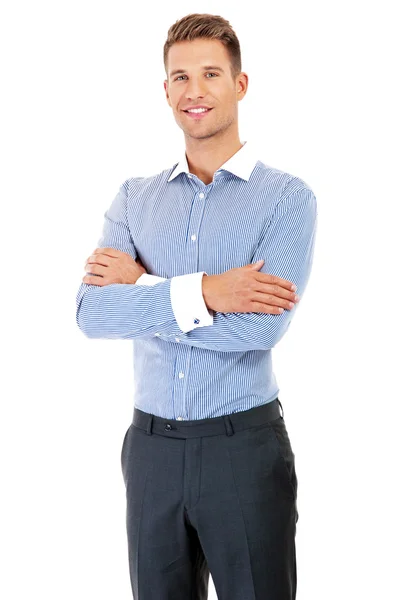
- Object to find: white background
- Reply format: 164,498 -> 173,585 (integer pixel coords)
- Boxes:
1,1 -> 398,598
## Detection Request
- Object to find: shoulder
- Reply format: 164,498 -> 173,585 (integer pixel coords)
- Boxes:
121,166 -> 177,198
255,160 -> 316,199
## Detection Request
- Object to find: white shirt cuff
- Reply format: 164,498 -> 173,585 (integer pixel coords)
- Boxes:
170,272 -> 214,334
135,273 -> 167,286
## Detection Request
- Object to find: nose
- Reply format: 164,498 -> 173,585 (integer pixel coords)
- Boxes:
184,77 -> 207,101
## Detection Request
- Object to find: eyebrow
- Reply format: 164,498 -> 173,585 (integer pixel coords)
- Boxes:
169,66 -> 225,78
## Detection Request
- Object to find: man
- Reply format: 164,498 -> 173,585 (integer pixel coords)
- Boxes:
76,12 -> 317,600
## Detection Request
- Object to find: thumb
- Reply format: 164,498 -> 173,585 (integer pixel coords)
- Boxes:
248,259 -> 264,269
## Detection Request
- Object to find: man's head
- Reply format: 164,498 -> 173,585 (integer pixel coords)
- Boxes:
163,13 -> 248,142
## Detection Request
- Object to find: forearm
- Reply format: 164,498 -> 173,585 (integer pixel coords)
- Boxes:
151,188 -> 318,352
135,271 -> 292,352
76,279 -> 176,339
76,270 -> 213,341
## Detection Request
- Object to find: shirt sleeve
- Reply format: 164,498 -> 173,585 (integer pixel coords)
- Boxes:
156,187 -> 318,351
135,273 -> 214,333
75,181 -> 213,339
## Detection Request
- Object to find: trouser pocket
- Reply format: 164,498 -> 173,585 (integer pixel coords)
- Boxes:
120,424 -> 132,484
268,416 -> 298,506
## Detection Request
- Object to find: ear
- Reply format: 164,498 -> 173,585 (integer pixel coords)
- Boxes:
164,80 -> 171,107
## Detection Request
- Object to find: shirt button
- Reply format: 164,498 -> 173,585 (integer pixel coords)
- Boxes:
199,192 -> 204,198
155,332 -> 160,336
178,371 -> 184,378
175,337 -> 180,342
191,234 -> 197,241
177,416 -> 183,421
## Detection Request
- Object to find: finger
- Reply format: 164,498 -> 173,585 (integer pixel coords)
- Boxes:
93,247 -> 120,257
251,291 -> 295,310
253,282 -> 299,302
84,264 -> 108,277
82,274 -> 107,286
86,253 -> 112,267
256,272 -> 297,291
251,302 -> 285,314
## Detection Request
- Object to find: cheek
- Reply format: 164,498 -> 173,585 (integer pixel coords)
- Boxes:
170,97 -> 181,112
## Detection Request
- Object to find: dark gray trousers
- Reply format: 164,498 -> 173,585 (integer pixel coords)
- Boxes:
121,397 -> 299,599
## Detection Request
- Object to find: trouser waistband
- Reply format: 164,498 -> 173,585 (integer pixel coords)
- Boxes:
132,397 -> 283,439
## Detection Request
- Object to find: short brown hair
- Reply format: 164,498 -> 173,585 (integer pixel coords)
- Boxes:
163,13 -> 242,82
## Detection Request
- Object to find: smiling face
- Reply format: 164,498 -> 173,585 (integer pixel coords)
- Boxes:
164,38 -> 248,142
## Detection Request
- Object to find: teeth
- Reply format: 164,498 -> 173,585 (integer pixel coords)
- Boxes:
187,108 -> 209,113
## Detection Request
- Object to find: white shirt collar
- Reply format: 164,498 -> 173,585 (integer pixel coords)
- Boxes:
167,140 -> 259,183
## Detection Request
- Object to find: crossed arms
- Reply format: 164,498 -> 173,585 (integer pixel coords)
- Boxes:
76,180 -> 317,352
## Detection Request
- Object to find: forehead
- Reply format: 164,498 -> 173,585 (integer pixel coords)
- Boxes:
167,38 -> 229,71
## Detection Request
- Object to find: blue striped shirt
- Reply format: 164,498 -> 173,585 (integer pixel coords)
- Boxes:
75,141 -> 318,420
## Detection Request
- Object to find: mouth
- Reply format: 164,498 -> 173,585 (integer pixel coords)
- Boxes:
183,108 -> 213,119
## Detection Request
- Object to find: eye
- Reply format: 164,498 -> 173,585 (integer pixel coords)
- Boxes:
174,72 -> 219,81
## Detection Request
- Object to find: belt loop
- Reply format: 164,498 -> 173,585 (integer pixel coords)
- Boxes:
223,415 -> 234,436
277,398 -> 284,419
146,414 -> 153,435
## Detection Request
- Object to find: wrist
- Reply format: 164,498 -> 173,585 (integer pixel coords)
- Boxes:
129,265 -> 147,284
202,273 -> 214,310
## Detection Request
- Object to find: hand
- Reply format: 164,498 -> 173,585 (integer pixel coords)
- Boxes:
82,247 -> 147,286
202,260 -> 300,314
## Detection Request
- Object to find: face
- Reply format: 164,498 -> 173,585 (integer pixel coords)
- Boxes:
164,38 -> 248,141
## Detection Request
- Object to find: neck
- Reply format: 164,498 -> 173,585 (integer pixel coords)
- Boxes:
184,132 -> 244,185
